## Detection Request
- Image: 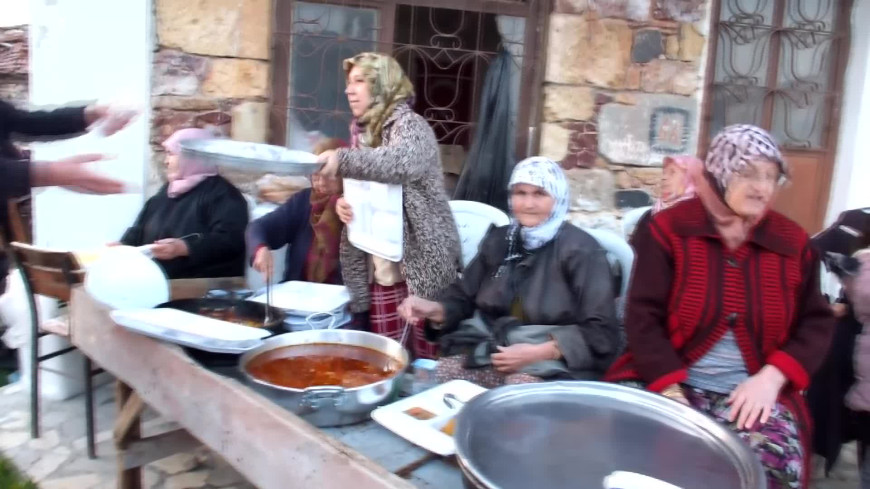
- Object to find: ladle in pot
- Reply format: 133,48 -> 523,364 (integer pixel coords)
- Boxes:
264,267 -> 274,326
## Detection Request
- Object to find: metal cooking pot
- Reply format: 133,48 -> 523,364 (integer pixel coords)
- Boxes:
239,330 -> 408,427
454,382 -> 765,489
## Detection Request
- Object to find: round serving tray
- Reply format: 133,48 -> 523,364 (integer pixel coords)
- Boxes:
180,139 -> 322,176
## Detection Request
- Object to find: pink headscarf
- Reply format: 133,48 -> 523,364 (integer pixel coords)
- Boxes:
652,155 -> 700,214
162,128 -> 218,198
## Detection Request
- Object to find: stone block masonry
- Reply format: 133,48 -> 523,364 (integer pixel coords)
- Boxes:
542,0 -> 712,227
149,0 -> 272,196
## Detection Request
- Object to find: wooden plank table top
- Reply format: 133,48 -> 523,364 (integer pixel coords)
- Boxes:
70,279 -> 461,489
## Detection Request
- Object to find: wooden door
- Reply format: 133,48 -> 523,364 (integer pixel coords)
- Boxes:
699,0 -> 853,233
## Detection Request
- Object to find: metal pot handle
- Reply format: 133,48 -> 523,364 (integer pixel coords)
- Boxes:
301,386 -> 346,410
305,311 -> 337,330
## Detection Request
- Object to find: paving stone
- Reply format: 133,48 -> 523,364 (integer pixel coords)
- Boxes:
166,470 -> 210,489
0,429 -> 29,450
9,446 -> 41,471
0,410 -> 28,430
40,473 -> 101,489
28,429 -> 60,450
25,446 -> 71,482
71,429 -> 112,451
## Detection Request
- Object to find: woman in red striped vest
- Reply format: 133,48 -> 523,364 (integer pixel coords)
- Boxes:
605,124 -> 835,488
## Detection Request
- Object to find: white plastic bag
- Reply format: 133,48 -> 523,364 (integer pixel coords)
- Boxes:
0,269 -> 58,349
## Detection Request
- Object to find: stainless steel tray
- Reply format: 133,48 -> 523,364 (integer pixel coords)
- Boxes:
454,381 -> 765,489
180,139 -> 322,176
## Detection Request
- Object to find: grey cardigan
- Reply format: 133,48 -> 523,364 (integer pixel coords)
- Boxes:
337,104 -> 461,312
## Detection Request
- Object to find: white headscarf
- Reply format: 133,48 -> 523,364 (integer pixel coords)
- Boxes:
507,157 -> 569,251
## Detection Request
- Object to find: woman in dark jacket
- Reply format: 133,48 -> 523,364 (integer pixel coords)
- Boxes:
398,157 -> 620,386
117,128 -> 248,279
605,125 -> 834,489
808,208 -> 870,476
247,139 -> 345,286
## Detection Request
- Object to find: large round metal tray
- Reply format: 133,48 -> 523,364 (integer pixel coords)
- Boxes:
454,382 -> 764,489
180,139 -> 321,176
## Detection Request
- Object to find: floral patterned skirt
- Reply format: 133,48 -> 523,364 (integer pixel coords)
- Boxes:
621,381 -> 803,488
434,354 -> 542,389
683,387 -> 803,488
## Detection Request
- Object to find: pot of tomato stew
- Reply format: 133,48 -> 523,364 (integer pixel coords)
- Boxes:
239,330 -> 409,427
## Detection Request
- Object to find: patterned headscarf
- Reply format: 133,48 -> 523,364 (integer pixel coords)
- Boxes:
507,157 -> 569,251
704,124 -> 788,194
343,53 -> 415,148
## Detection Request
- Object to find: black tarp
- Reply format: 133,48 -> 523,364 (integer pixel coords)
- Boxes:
452,48 -> 516,212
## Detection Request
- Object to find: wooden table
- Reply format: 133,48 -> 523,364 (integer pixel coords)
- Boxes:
70,278 -> 462,489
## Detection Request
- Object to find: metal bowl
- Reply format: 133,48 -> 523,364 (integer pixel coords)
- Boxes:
157,298 -> 286,331
239,330 -> 409,427
454,382 -> 765,489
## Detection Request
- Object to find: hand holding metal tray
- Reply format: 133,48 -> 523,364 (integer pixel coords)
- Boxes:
180,139 -> 322,176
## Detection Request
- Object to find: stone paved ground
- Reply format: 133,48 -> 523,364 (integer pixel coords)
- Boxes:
0,381 -> 861,488
0,382 -> 254,489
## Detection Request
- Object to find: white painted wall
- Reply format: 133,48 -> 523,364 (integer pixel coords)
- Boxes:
29,0 -> 153,250
0,0 -> 29,27
826,0 -> 870,224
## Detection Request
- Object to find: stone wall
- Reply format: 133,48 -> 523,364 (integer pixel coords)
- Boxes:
540,0 -> 711,232
0,25 -> 31,237
0,25 -> 28,107
149,0 -> 272,196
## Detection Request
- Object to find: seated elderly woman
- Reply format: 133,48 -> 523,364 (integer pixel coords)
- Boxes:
398,157 -> 621,387
247,138 -> 373,330
606,125 -> 834,488
247,138 -> 346,285
116,128 -> 249,279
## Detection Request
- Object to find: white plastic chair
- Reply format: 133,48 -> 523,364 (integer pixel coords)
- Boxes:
621,206 -> 652,239
449,200 -> 511,267
581,227 -> 635,300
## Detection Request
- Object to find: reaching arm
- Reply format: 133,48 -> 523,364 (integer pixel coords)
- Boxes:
1,100 -> 88,139
337,112 -> 438,184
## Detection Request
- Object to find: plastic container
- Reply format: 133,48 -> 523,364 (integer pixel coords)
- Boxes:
411,359 -> 439,395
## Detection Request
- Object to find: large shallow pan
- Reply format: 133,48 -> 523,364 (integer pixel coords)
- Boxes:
454,382 -> 764,489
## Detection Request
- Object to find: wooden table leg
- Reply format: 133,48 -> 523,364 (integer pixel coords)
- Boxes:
115,381 -> 143,489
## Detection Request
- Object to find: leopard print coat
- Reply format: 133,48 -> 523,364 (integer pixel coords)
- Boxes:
337,104 -> 461,312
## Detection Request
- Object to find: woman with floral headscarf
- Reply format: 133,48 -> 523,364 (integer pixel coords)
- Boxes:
605,125 -> 834,488
398,157 -> 620,386
117,128 -> 249,279
316,52 -> 461,358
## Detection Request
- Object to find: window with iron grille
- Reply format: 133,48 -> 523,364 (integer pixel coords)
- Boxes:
270,0 -> 549,169
702,0 -> 851,149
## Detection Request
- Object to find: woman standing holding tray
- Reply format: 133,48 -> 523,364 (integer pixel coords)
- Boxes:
317,52 -> 460,359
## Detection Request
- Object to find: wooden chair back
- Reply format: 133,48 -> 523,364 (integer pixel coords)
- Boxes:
8,242 -> 84,302
8,195 -> 33,244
